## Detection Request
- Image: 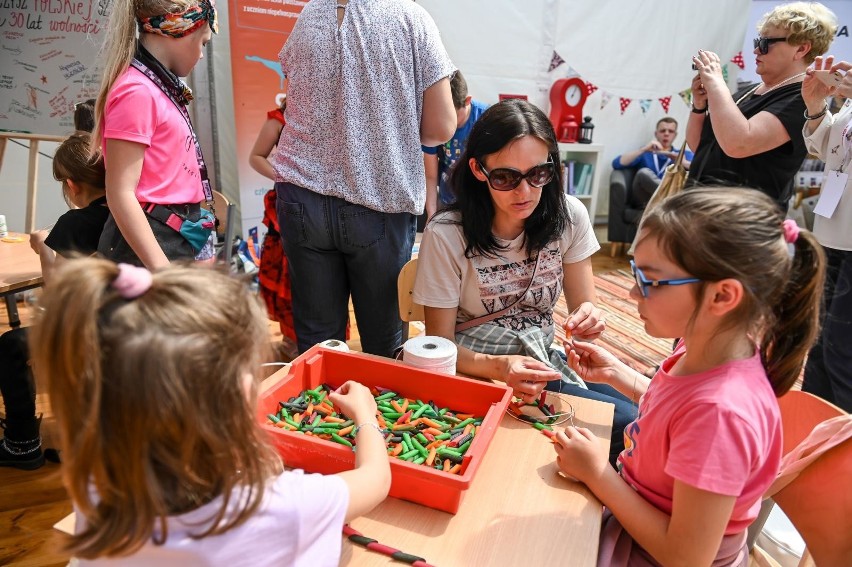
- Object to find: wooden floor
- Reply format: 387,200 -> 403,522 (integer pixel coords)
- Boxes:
0,248 -> 631,566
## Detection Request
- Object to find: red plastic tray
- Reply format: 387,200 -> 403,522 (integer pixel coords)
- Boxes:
257,345 -> 512,514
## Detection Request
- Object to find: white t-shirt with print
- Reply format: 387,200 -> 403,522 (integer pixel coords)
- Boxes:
413,196 -> 600,337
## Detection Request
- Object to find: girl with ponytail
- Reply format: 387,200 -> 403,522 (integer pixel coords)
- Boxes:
553,187 -> 825,566
92,0 -> 218,268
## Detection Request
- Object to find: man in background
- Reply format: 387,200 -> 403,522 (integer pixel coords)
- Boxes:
612,117 -> 693,208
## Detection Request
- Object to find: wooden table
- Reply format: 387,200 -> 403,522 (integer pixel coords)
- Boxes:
0,232 -> 42,327
262,368 -> 614,567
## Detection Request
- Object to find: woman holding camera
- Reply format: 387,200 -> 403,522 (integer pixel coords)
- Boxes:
686,1 -> 836,211
798,55 -> 852,412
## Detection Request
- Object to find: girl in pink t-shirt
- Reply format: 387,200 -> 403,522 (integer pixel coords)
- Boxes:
91,0 -> 219,269
29,259 -> 391,564
556,188 -> 825,566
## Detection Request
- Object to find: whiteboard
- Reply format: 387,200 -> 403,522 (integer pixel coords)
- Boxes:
0,0 -> 109,136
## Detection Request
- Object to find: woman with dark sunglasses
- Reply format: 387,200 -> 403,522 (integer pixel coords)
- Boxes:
686,2 -> 836,211
413,99 -> 636,467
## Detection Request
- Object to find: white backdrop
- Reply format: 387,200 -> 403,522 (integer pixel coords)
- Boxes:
419,0 -> 751,219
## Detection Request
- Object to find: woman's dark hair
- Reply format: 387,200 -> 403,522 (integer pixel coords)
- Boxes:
443,98 -> 569,258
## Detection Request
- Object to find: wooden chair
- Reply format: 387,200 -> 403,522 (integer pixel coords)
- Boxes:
397,257 -> 424,323
752,391 -> 852,567
210,189 -> 236,267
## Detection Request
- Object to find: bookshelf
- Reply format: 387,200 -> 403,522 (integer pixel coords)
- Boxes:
558,142 -> 604,222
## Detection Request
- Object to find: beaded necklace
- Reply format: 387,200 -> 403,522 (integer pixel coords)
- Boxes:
735,71 -> 806,106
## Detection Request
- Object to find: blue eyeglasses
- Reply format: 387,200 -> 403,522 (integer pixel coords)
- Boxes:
630,260 -> 702,298
753,36 -> 787,55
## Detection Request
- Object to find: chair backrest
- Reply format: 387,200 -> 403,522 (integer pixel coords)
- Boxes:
772,391 -> 852,567
397,258 -> 424,322
211,190 -> 230,237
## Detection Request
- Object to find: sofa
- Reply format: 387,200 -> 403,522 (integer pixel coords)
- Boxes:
607,167 -> 646,256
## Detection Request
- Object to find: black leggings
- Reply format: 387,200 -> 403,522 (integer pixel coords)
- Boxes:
0,328 -> 38,441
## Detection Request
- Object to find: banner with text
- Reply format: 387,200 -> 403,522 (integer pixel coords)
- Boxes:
227,0 -> 305,237
0,0 -> 108,135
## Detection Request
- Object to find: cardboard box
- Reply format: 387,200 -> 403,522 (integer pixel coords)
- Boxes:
257,345 -> 512,513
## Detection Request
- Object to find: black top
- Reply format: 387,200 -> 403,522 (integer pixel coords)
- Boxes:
44,195 -> 109,256
688,82 -> 807,210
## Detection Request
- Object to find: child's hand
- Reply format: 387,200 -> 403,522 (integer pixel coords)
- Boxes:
502,355 -> 559,404
329,381 -> 377,424
565,340 -> 620,385
552,426 -> 609,485
564,302 -> 605,342
29,230 -> 49,254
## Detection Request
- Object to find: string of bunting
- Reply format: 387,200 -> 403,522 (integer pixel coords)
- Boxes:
548,49 -> 744,115
343,525 -> 436,567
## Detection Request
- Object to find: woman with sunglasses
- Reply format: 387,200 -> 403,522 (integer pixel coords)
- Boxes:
686,2 -> 836,211
557,188 -> 825,567
413,99 -> 636,467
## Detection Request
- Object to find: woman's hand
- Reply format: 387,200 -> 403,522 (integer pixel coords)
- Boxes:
501,355 -> 560,404
329,381 -> 378,424
565,340 -> 621,385
691,74 -> 708,110
831,60 -> 852,99
553,425 -> 609,485
692,50 -> 726,98
803,55 -> 837,111
565,301 -> 605,341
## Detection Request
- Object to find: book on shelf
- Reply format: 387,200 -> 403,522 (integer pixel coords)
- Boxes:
574,162 -> 593,196
563,160 -> 576,194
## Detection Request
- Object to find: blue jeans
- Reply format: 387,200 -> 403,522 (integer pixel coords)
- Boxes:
276,182 -> 416,358
546,376 -> 638,468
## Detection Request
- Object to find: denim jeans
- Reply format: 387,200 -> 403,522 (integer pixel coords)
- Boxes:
546,376 -> 638,469
803,247 -> 852,412
276,182 -> 416,358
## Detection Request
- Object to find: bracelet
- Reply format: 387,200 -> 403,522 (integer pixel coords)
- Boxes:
691,104 -> 708,114
353,422 -> 384,437
804,105 -> 828,120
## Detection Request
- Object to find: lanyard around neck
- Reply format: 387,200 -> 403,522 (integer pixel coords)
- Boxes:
129,58 -> 214,206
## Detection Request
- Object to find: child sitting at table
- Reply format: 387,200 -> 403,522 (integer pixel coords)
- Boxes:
555,188 -> 825,566
0,132 -> 108,470
28,258 -> 391,562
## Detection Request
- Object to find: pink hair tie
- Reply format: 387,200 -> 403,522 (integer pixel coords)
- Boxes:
111,263 -> 153,299
782,219 -> 801,244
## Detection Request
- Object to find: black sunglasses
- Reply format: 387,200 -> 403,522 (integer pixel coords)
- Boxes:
753,36 -> 787,55
476,160 -> 555,191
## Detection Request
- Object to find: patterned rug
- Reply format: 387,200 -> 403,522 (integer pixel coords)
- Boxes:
553,269 -> 672,373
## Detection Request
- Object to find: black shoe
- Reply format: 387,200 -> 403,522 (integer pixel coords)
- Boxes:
0,437 -> 45,470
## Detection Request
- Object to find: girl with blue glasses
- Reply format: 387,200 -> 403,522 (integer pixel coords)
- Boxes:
555,187 -> 825,566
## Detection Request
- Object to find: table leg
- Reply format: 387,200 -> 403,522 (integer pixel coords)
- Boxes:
4,294 -> 21,328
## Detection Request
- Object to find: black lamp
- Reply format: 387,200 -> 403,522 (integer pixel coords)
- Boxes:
578,116 -> 595,144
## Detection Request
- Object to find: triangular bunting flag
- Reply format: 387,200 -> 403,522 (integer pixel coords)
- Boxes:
548,50 -> 566,73
659,96 -> 672,113
678,88 -> 693,108
722,64 -> 729,82
639,99 -> 652,114
566,66 -> 581,78
730,51 -> 745,70
600,91 -> 613,110
619,97 -> 632,115
585,82 -> 598,96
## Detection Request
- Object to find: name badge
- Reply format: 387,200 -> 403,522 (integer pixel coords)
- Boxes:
813,170 -> 848,219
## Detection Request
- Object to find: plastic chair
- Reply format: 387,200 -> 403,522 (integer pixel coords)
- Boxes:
397,258 -> 424,323
751,391 -> 852,567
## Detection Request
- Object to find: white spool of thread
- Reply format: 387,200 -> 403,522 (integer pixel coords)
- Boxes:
318,339 -> 350,352
402,335 -> 457,375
